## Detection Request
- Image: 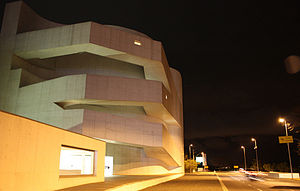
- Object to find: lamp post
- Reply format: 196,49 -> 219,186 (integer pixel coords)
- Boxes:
189,144 -> 193,159
251,138 -> 259,172
279,118 -> 293,179
189,144 -> 193,173
193,147 -> 195,161
241,146 -> 247,170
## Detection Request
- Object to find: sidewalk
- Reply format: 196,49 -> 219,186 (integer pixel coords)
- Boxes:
57,174 -> 183,191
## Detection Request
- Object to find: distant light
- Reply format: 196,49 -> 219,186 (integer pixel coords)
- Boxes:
134,40 -> 142,46
251,138 -> 255,141
278,118 -> 285,123
241,146 -> 245,149
165,95 -> 168,99
196,157 -> 204,163
190,144 -> 193,147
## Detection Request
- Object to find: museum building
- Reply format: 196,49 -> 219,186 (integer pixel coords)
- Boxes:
0,1 -> 184,190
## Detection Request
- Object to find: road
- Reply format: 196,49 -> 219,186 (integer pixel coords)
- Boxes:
141,172 -> 300,191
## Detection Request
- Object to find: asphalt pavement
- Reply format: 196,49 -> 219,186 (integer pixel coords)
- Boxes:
141,172 -> 300,191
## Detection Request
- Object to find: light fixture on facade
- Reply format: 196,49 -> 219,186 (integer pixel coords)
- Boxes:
165,95 -> 168,99
134,40 -> 142,46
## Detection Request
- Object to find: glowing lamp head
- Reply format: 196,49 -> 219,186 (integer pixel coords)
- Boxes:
278,118 -> 285,123
241,146 -> 245,149
251,138 -> 255,141
189,144 -> 193,147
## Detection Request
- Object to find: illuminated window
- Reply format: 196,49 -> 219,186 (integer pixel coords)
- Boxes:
196,157 -> 204,163
134,40 -> 142,46
59,146 -> 95,176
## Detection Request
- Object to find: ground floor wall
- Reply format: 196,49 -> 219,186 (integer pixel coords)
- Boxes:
0,110 -> 106,191
106,143 -> 183,175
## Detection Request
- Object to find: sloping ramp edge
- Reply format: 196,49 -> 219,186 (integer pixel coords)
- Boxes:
105,173 -> 183,191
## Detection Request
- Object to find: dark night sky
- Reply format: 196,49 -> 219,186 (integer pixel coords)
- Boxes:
1,0 -> 300,168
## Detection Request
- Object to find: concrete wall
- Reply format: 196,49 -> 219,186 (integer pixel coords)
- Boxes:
267,172 -> 300,179
170,68 -> 183,103
85,74 -> 162,103
106,143 -> 171,175
16,74 -> 86,129
82,109 -> 163,147
90,22 -> 161,61
0,110 -> 106,191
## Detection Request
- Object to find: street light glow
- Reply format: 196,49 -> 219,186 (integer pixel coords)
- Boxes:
241,146 -> 245,149
251,138 -> 255,141
190,144 -> 193,147
279,118 -> 285,123
278,118 -> 285,123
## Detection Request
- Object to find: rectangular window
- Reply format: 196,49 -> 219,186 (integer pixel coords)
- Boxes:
59,146 -> 95,176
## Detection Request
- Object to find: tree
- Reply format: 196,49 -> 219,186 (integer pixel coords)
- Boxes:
250,159 -> 261,171
262,162 -> 289,172
276,162 -> 289,172
184,159 -> 197,173
263,163 -> 271,172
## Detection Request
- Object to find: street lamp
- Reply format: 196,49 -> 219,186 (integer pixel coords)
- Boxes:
193,148 -> 195,161
251,138 -> 259,172
241,146 -> 247,170
279,117 -> 293,179
189,144 -> 193,159
189,144 -> 193,173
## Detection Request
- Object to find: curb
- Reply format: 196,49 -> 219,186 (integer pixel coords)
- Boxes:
105,173 -> 184,191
